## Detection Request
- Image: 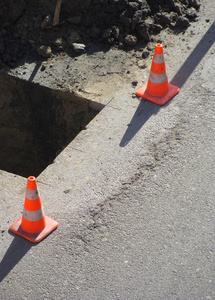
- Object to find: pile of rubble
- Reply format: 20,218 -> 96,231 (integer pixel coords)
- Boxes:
0,0 -> 200,68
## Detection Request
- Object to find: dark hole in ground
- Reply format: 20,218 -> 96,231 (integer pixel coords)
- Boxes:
0,73 -> 100,178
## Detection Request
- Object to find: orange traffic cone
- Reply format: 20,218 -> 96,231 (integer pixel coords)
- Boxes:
9,176 -> 58,243
136,43 -> 180,105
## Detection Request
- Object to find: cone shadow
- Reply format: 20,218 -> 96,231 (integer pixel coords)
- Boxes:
171,21 -> 215,88
120,100 -> 160,147
120,22 -> 214,147
28,61 -> 42,82
0,234 -> 33,283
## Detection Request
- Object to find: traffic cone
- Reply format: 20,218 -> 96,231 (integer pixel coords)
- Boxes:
9,176 -> 58,243
136,43 -> 180,105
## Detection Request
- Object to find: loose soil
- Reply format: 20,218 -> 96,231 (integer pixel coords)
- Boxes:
0,0 -> 202,103
1,0 -> 200,73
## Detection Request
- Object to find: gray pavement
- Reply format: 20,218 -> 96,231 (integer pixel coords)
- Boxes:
0,2 -> 215,299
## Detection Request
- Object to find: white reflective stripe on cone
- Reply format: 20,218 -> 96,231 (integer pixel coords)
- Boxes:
23,207 -> 44,221
149,71 -> 167,84
25,188 -> 39,200
153,53 -> 165,64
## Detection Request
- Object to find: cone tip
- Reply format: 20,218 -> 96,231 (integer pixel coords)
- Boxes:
155,43 -> 164,54
27,176 -> 37,189
28,176 -> 36,181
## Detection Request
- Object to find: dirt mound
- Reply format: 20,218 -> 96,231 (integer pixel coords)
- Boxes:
0,0 -> 200,69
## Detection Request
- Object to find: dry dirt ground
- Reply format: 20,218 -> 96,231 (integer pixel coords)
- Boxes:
0,0 -> 202,104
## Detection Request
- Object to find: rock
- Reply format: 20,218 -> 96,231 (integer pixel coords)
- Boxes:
188,0 -> 201,9
131,10 -> 143,30
164,0 -> 174,9
147,43 -> 155,51
181,0 -> 189,5
145,17 -> 154,32
53,38 -> 64,47
67,31 -> 82,46
40,65 -> 46,72
125,35 -> 137,46
112,26 -> 120,40
72,43 -> 86,53
169,12 -> 178,22
41,15 -> 52,29
137,61 -> 147,69
153,24 -> 163,32
102,28 -> 115,44
102,28 -> 112,40
174,4 -> 183,15
176,16 -> 190,28
37,45 -> 52,58
128,2 -> 139,11
138,24 -> 150,42
142,50 -> 149,59
141,7 -> 150,18
155,13 -> 171,25
132,80 -> 138,86
107,38 -> 115,46
186,8 -> 198,19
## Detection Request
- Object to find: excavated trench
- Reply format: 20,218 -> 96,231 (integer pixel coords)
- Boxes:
0,73 -> 100,177
0,1 -> 201,177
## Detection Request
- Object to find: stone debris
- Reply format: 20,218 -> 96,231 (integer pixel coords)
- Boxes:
0,0 -> 201,68
125,35 -> 137,47
53,38 -> 64,47
72,43 -> 86,53
41,15 -> 52,29
37,45 -> 52,58
67,32 -> 82,46
176,16 -> 190,28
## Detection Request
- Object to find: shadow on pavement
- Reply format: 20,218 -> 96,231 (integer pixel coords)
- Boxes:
28,61 -> 42,82
120,21 -> 215,147
120,100 -> 160,147
0,235 -> 33,283
171,21 -> 215,88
